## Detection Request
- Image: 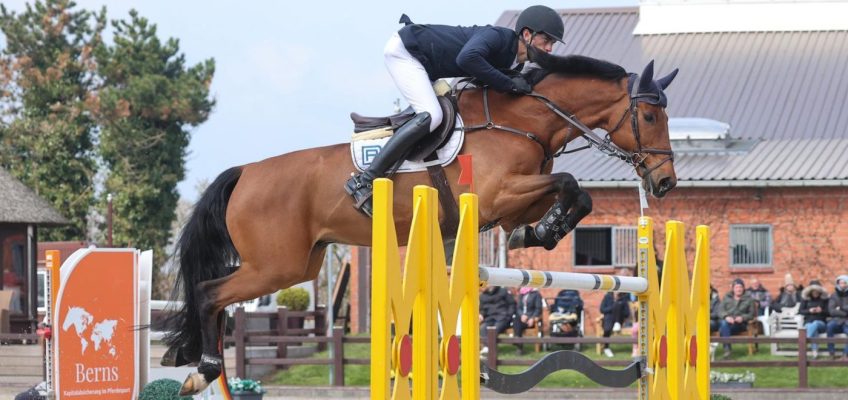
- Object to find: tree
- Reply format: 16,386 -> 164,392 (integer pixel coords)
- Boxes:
0,0 -> 105,240
92,10 -> 214,297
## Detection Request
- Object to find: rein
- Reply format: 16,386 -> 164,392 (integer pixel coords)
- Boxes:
459,74 -> 674,174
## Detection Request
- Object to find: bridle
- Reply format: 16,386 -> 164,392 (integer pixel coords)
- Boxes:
460,73 -> 675,174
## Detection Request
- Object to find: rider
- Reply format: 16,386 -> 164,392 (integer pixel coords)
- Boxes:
345,5 -> 565,216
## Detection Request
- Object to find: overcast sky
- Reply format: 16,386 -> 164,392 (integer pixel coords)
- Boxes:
3,0 -> 636,200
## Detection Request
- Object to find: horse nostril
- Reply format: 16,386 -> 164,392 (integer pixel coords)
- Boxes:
658,177 -> 675,193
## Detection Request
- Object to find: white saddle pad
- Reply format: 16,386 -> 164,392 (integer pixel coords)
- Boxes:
350,115 -> 464,173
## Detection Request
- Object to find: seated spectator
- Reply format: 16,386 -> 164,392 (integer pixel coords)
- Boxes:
549,289 -> 583,343
800,280 -> 829,359
479,286 -> 515,354
600,291 -> 630,358
746,277 -> 772,316
826,275 -> 848,360
513,287 -> 543,354
772,273 -> 801,314
718,278 -> 755,359
709,285 -> 720,333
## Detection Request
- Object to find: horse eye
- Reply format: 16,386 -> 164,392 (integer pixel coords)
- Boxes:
644,113 -> 655,123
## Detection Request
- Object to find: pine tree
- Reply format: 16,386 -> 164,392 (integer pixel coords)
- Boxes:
92,10 -> 215,296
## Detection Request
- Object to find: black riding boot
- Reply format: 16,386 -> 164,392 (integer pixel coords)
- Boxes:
345,112 -> 432,216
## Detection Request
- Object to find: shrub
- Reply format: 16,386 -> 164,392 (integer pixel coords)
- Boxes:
275,287 -> 310,311
228,377 -> 265,393
139,379 -> 192,400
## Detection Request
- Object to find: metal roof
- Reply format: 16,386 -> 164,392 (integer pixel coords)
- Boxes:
495,7 -> 848,184
0,168 -> 69,225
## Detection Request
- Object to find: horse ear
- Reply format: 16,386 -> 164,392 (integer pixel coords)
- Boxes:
657,68 -> 679,90
638,60 -> 655,93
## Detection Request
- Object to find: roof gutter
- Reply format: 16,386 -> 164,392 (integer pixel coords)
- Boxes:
579,179 -> 848,188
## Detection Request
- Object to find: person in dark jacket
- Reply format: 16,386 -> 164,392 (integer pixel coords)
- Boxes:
826,275 -> 848,360
550,289 -> 583,341
800,280 -> 829,358
479,286 -> 516,339
600,291 -> 631,357
513,287 -> 543,354
346,5 -> 564,216
718,278 -> 755,359
746,278 -> 772,316
772,273 -> 801,313
709,285 -> 721,333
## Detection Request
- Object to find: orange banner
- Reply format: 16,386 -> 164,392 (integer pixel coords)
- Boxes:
54,250 -> 138,399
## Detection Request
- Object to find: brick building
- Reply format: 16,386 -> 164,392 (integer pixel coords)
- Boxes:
348,2 -> 848,334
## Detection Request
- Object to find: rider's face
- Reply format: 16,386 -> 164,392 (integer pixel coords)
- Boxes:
522,30 -> 556,53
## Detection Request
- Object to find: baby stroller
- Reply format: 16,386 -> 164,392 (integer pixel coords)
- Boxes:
548,289 -> 584,351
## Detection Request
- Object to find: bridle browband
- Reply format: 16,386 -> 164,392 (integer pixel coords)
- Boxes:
460,74 -> 675,174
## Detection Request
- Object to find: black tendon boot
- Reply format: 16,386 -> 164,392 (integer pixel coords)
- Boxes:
345,112 -> 432,216
533,202 -> 571,250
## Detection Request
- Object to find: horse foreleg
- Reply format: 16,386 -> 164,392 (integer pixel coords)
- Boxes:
505,173 -> 592,250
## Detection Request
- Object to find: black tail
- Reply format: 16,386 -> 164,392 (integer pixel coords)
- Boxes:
163,166 -> 242,361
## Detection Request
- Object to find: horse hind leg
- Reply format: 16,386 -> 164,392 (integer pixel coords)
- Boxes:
179,263 -> 292,395
508,173 -> 593,250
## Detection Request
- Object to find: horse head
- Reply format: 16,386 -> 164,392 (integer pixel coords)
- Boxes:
525,49 -> 679,198
618,61 -> 679,198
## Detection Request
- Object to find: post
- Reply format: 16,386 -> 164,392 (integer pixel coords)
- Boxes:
315,305 -> 327,352
277,307 -> 289,362
798,332 -> 808,388
486,327 -> 498,370
235,306 -> 246,379
332,327 -> 344,386
107,193 -> 113,247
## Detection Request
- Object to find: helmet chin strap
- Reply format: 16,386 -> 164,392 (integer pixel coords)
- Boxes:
522,31 -> 538,63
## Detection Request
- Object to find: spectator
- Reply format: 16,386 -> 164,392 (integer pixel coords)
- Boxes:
549,289 -> 583,345
709,285 -> 721,333
600,291 -> 630,357
800,280 -> 828,359
479,286 -> 515,354
746,277 -> 772,316
826,275 -> 848,360
772,273 -> 801,313
513,287 -> 543,354
718,278 -> 755,359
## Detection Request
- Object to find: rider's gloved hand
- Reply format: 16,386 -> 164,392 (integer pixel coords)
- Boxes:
509,76 -> 533,95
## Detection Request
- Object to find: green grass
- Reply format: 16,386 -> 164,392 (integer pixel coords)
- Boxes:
267,341 -> 848,389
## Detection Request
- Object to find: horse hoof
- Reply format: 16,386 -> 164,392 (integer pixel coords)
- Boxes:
507,225 -> 531,250
179,372 -> 209,396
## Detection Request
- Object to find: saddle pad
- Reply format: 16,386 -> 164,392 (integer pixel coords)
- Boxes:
350,115 -> 464,173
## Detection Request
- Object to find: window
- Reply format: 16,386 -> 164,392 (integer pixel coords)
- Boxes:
730,225 -> 772,267
573,226 -> 637,267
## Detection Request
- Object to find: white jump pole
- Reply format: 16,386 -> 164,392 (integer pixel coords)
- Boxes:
478,267 -> 648,294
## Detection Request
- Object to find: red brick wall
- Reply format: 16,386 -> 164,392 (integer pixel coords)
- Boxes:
509,186 -> 848,333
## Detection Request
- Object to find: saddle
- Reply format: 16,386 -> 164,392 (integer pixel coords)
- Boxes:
350,95 -> 457,161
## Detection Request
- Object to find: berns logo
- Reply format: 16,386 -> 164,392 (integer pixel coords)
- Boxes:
75,363 -> 119,383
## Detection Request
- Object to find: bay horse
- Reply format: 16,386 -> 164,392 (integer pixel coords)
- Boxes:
166,49 -> 680,394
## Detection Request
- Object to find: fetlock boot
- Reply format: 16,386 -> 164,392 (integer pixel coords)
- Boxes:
508,202 -> 570,250
533,202 -> 571,250
345,112 -> 432,216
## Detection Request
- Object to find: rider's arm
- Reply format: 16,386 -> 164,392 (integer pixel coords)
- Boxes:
455,28 -> 516,93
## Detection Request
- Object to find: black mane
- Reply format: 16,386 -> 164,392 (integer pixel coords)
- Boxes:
523,47 -> 627,86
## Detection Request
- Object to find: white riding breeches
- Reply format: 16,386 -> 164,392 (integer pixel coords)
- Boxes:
384,32 -> 443,132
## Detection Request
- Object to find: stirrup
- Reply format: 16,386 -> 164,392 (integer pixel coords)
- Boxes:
345,174 -> 375,217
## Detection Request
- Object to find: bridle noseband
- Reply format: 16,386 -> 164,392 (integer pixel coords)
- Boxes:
460,74 -> 675,175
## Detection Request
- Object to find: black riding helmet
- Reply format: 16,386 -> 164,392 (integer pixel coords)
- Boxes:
515,5 -> 564,43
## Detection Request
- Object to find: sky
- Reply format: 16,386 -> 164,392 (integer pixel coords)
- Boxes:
4,0 -> 636,200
